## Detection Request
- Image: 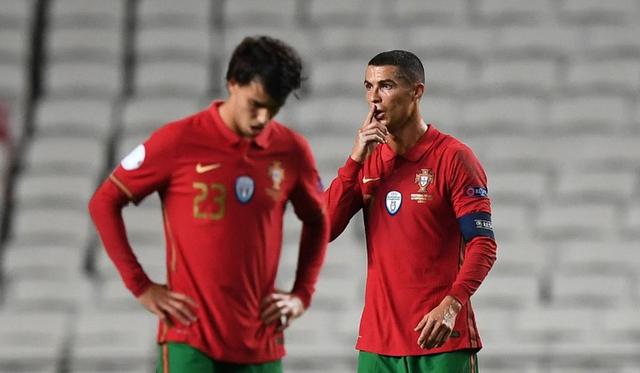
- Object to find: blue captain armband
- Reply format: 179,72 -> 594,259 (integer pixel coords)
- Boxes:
459,212 -> 495,242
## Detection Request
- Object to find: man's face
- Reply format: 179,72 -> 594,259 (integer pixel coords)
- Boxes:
364,65 -> 422,131
227,79 -> 281,138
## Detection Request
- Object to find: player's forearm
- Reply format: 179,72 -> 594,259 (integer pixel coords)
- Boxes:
448,236 -> 497,306
324,157 -> 363,241
88,180 -> 152,297
291,212 -> 330,309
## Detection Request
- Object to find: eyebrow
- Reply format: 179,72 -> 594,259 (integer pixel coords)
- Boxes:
364,79 -> 398,85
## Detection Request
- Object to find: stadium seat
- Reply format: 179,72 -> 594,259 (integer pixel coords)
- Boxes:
49,0 -> 126,29
0,63 -> 28,99
407,27 -> 491,60
14,173 -> 95,210
420,57 -> 472,95
489,242 -> 549,275
554,170 -> 636,203
69,311 -> 156,372
136,28 -> 211,64
460,94 -> 543,135
585,26 -> 640,58
2,243 -> 85,280
475,0 -> 552,25
0,28 -> 31,63
23,137 -> 106,177
515,306 -> 596,342
224,0 -> 299,27
4,275 -> 93,311
313,27 -> 403,59
134,60 -> 209,97
603,307 -> 640,342
120,96 -> 201,138
550,271 -> 631,307
34,97 -> 114,138
557,241 -> 640,274
472,58 -> 558,96
0,0 -> 35,30
493,26 -> 583,60
560,135 -> 640,171
43,61 -> 122,98
137,0 -> 210,28
11,208 -> 92,246
487,169 -> 549,205
535,203 -> 617,241
309,58 -> 367,96
491,203 -> 530,242
0,311 -> 68,371
420,94 -> 461,131
559,0 -> 637,25
622,204 -> 640,239
390,0 -> 467,25
473,272 -> 541,309
565,59 -> 640,95
293,96 -> 367,135
46,27 -> 123,64
548,94 -> 631,133
307,0 -> 382,27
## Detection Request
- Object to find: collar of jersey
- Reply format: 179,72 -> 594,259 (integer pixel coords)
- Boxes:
207,100 -> 272,149
381,124 -> 439,162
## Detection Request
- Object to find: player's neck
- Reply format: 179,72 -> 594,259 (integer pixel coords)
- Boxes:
387,111 -> 427,155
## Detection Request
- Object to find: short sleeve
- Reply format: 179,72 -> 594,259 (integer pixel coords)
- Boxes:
110,124 -> 179,204
447,145 -> 492,218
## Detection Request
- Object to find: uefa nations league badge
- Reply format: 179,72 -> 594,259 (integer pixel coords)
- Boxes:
235,176 -> 255,203
385,191 -> 402,215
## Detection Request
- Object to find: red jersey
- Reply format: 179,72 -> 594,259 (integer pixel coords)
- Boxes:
325,125 -> 497,356
99,101 -> 328,363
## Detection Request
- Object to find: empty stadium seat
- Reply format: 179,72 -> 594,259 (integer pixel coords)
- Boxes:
34,97 -> 114,138
475,0 -> 553,25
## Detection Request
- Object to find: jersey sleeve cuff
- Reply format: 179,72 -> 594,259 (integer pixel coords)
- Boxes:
447,288 -> 469,307
338,157 -> 363,180
129,277 -> 153,298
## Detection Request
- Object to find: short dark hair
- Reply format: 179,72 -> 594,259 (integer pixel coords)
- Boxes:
368,50 -> 425,84
226,36 -> 303,106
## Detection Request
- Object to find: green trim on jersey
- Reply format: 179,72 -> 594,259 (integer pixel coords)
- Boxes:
357,350 -> 478,373
157,343 -> 283,373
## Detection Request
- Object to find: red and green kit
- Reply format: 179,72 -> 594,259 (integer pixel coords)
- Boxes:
325,125 -> 497,357
95,101 -> 328,364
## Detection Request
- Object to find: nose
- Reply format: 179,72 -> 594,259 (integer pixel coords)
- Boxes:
368,88 -> 381,104
256,108 -> 270,125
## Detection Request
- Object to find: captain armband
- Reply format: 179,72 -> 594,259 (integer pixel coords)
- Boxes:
459,212 -> 494,242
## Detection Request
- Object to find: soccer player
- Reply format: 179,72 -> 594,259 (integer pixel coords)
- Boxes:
325,50 -> 497,372
88,36 -> 329,373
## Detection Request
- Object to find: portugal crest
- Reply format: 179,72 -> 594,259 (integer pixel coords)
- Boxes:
411,168 -> 434,203
267,161 -> 285,201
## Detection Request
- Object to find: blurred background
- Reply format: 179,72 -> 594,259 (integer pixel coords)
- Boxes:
1,0 -> 639,372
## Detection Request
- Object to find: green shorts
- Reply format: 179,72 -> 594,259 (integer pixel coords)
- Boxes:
157,343 -> 283,373
357,350 -> 478,373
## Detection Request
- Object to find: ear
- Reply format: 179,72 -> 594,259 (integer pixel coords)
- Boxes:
227,79 -> 238,94
414,82 -> 425,100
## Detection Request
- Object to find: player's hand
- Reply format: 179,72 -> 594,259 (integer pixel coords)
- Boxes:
260,291 -> 305,331
137,283 -> 198,327
414,295 -> 462,349
350,104 -> 388,164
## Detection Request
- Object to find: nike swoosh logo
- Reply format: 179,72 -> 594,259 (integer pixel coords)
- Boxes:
362,177 -> 381,184
195,163 -> 221,173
